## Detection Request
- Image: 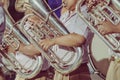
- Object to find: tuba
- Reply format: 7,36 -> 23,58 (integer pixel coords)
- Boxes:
17,0 -> 83,74
111,0 -> 120,11
76,0 -> 120,53
0,8 -> 43,79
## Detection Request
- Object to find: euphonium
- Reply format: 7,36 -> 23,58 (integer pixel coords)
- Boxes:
18,0 -> 82,74
0,11 -> 43,79
76,0 -> 120,53
111,0 -> 120,11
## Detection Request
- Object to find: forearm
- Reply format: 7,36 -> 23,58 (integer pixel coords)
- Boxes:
115,25 -> 120,33
111,23 -> 120,33
53,33 -> 85,47
19,44 -> 40,57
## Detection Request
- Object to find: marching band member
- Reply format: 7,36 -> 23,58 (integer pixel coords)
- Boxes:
98,11 -> 120,80
14,0 -> 94,80
98,18 -> 120,80
38,0 -> 93,80
0,1 -> 6,80
98,22 -> 120,35
96,1 -> 120,80
15,0 -> 53,80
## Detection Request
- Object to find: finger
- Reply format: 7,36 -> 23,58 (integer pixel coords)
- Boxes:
100,29 -> 106,35
97,27 -> 104,35
101,30 -> 105,35
43,44 -> 49,51
42,44 -> 46,50
44,45 -> 49,51
39,41 -> 46,48
97,26 -> 102,32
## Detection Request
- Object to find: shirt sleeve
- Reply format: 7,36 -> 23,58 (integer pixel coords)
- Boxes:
71,5 -> 89,38
73,14 -> 89,39
60,10 -> 89,39
66,14 -> 89,39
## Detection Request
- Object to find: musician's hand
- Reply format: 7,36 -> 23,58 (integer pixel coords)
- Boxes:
97,21 -> 118,35
39,39 -> 55,51
7,46 -> 16,53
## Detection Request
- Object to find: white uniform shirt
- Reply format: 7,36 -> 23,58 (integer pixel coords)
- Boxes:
60,7 -> 93,63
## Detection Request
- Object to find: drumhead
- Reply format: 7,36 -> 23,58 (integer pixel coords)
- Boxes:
89,34 -> 111,78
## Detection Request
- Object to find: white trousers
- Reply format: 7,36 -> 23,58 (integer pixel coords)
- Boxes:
53,71 -> 69,80
106,61 -> 120,80
15,74 -> 46,80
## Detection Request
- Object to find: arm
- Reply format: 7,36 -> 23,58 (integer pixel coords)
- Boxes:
8,43 -> 40,57
52,33 -> 85,47
40,33 -> 86,51
98,21 -> 120,35
113,24 -> 120,33
18,44 -> 40,57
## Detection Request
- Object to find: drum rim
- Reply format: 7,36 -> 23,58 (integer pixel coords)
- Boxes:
88,35 -> 110,79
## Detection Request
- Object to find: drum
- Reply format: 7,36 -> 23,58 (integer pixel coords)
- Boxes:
89,34 -> 111,79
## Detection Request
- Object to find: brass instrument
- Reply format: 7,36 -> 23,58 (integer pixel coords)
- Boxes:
17,0 -> 83,74
76,0 -> 120,53
111,0 -> 120,11
0,9 -> 43,79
